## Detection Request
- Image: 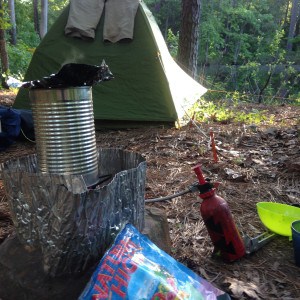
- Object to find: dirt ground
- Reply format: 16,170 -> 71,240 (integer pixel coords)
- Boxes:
0,90 -> 300,299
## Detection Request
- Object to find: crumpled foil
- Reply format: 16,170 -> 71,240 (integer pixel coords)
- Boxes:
1,148 -> 146,277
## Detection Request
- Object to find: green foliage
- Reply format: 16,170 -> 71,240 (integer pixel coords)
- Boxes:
7,42 -> 33,79
0,1 -> 10,29
16,23 -> 40,48
48,0 -> 68,26
144,0 -> 181,37
49,0 -> 68,13
182,0 -> 281,95
166,29 -> 178,58
197,0 -> 300,103
199,0 -> 277,66
3,0 -> 40,78
2,0 -> 300,104
189,96 -> 272,125
4,0 -> 68,78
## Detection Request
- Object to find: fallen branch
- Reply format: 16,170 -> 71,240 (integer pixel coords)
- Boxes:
275,116 -> 299,122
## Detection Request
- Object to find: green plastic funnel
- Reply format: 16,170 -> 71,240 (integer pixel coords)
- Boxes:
256,202 -> 300,237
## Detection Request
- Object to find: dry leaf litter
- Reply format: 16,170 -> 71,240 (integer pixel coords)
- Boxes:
0,91 -> 299,299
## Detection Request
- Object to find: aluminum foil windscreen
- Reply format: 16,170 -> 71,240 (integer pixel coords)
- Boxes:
1,148 -> 146,276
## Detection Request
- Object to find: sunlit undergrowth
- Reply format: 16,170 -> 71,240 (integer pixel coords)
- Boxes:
187,90 -> 299,126
188,100 -> 273,125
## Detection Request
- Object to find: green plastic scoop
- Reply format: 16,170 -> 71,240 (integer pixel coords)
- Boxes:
256,202 -> 300,237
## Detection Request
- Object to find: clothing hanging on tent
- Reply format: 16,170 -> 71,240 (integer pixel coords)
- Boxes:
65,0 -> 139,43
14,2 -> 207,128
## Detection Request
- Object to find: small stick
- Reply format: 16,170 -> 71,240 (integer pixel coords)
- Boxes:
210,130 -> 219,163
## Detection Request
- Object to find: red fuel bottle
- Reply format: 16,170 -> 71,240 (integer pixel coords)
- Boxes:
193,164 -> 246,262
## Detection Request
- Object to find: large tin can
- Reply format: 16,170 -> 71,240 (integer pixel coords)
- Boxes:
29,87 -> 99,186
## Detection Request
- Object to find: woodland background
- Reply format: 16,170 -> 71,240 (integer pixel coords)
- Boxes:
0,0 -> 300,106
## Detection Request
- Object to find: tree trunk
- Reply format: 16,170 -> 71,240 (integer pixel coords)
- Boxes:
33,0 -> 39,35
177,0 -> 201,79
258,66 -> 274,103
282,0 -> 290,26
8,0 -> 16,45
287,0 -> 300,51
154,0 -> 166,13
0,29 -> 9,89
0,1 -> 9,89
40,0 -> 48,39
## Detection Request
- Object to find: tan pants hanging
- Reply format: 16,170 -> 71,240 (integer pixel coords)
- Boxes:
65,0 -> 139,42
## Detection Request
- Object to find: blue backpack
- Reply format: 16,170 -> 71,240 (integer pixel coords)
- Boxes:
0,106 -> 21,151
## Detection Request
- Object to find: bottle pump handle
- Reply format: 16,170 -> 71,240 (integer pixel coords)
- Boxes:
192,164 -> 207,185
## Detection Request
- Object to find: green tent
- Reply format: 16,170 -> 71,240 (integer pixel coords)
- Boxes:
14,2 -> 206,128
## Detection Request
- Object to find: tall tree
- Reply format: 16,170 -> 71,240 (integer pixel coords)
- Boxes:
177,0 -> 201,79
33,0 -> 39,35
8,0 -> 16,45
40,0 -> 48,38
287,0 -> 300,51
0,0 -> 9,89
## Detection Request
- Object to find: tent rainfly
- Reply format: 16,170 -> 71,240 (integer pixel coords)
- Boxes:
14,1 -> 207,128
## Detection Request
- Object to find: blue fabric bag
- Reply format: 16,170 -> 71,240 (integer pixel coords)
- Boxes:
0,106 -> 21,151
18,109 -> 35,142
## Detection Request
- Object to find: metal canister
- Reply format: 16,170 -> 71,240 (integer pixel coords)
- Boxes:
29,87 -> 99,186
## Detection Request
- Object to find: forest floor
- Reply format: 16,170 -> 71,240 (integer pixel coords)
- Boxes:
0,89 -> 300,299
